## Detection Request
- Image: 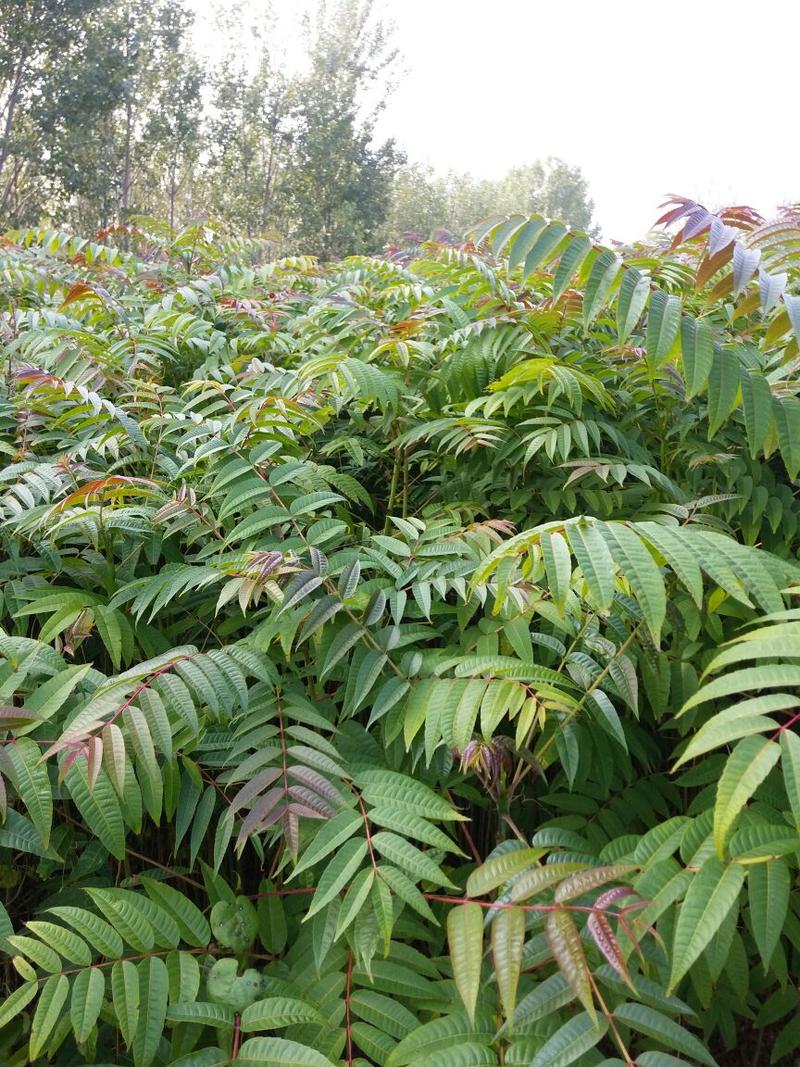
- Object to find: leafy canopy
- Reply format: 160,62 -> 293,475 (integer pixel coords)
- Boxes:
0,200 -> 800,1064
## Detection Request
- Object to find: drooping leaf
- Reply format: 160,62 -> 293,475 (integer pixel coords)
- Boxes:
491,905 -> 525,1023
447,903 -> 484,1022
544,908 -> 595,1020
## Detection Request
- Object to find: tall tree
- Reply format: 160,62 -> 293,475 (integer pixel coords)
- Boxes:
80,0 -> 200,229
1,0 -> 201,231
0,0 -> 109,224
496,157 -> 596,231
286,0 -> 401,258
388,156 -> 597,241
138,48 -> 203,228
203,8 -> 295,237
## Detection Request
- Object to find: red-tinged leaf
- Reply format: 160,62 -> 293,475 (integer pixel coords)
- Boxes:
86,736 -> 103,790
60,281 -> 101,308
286,788 -> 334,818
102,723 -> 126,795
594,885 -> 638,910
229,767 -> 282,814
287,764 -> 342,807
237,788 -> 284,847
695,245 -> 733,289
587,910 -> 632,987
42,715 -> 105,760
708,216 -> 739,255
287,802 -> 328,821
0,707 -> 41,730
545,908 -> 595,1021
554,864 -> 636,903
53,476 -> 159,512
58,747 -> 84,783
284,811 -> 300,856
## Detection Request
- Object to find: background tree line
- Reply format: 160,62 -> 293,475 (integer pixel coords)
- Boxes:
0,0 -> 596,256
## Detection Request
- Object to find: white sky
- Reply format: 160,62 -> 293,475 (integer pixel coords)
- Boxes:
190,0 -> 800,241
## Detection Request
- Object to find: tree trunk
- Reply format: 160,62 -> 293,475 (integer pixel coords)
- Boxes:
0,55 -> 28,201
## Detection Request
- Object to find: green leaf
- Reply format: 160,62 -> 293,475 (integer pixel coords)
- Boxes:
681,317 -> 714,397
507,217 -> 546,271
292,806 -> 362,874
680,666 -> 800,713
66,762 -> 126,859
773,395 -> 800,479
669,857 -> 745,992
25,920 -> 92,965
646,291 -> 681,366
748,858 -> 789,972
552,235 -> 592,302
371,830 -> 455,887
0,736 -> 52,846
540,530 -> 572,610
567,521 -> 615,610
508,861 -> 587,903
240,996 -> 324,1031
530,1012 -> 608,1067
554,863 -> 635,903
783,292 -> 800,343
70,966 -> 105,1043
510,973 -> 574,1030
140,878 -> 210,947
210,896 -> 257,952
713,736 -> 780,857
23,663 -> 92,725
707,349 -> 741,438
86,888 -> 155,952
613,1002 -> 718,1066
583,250 -> 621,326
257,878 -> 287,955
46,906 -> 124,959
235,1037 -> 336,1067
166,950 -> 201,1003
29,973 -> 69,1060
335,867 -> 375,937
740,368 -> 774,459
616,268 -> 650,342
673,696 -> 783,767
166,1001 -> 234,1028
447,902 -> 484,1023
112,959 -> 140,1048
780,727 -> 800,829
491,905 -> 524,1023
636,521 -> 704,608
0,981 -> 37,1030
358,769 -> 464,821
600,522 -> 665,642
377,864 -> 437,923
522,221 -> 568,280
95,603 -> 123,670
6,934 -> 62,973
124,705 -> 163,823
387,1011 -> 494,1067
305,837 -> 368,918
132,956 -> 169,1067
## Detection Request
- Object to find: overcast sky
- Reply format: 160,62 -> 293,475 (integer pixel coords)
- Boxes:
190,0 -> 800,241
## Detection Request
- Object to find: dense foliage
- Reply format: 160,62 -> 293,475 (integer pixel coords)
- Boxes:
0,0 -> 595,249
1,198 -> 800,1066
